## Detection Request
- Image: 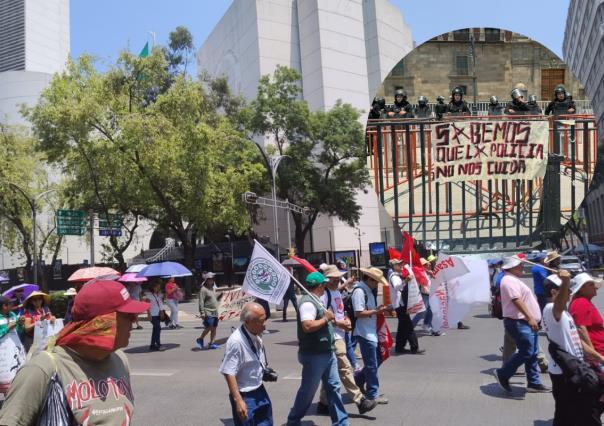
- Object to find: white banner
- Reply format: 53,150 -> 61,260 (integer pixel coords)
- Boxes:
405,266 -> 425,319
242,241 -> 291,304
430,253 -> 470,295
218,288 -> 256,321
0,331 -> 26,396
432,120 -> 549,183
27,319 -> 64,361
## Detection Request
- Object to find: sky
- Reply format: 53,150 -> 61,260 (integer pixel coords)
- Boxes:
71,0 -> 570,71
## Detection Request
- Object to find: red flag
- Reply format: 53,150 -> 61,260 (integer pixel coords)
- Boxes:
377,313 -> 393,362
388,247 -> 402,261
291,256 -> 317,273
401,232 -> 421,267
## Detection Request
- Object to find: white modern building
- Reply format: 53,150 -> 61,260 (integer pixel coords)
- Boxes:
563,1 -> 604,247
198,0 -> 413,262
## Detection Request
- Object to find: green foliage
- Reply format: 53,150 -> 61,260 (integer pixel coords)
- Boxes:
166,26 -> 194,75
49,291 -> 68,319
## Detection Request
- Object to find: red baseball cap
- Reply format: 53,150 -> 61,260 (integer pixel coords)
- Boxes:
71,280 -> 150,321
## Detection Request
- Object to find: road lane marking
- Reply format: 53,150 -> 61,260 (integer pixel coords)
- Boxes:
130,370 -> 177,377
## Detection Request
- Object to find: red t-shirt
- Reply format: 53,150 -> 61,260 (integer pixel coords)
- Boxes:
569,297 -> 604,356
165,282 -> 177,300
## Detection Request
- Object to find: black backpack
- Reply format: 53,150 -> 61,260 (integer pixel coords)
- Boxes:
343,286 -> 368,331
548,340 -> 601,396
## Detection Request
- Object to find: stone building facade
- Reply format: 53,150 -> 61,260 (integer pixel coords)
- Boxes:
378,28 -> 585,105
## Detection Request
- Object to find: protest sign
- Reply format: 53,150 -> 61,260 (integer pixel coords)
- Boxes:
404,266 -> 425,319
430,253 -> 470,294
0,331 -> 26,396
432,120 -> 549,182
218,288 -> 255,321
27,319 -> 64,361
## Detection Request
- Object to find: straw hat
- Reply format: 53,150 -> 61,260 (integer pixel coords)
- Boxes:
544,251 -> 561,264
323,265 -> 345,279
64,288 -> 77,297
360,267 -> 388,286
23,291 -> 50,306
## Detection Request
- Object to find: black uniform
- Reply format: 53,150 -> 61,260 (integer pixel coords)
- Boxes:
415,104 -> 432,118
434,100 -> 447,120
488,103 -> 504,116
389,100 -> 414,118
545,99 -> 576,116
446,100 -> 470,116
527,102 -> 542,115
369,106 -> 383,119
505,100 -> 531,115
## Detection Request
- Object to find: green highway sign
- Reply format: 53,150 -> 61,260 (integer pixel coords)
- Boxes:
98,213 -> 124,237
56,209 -> 87,236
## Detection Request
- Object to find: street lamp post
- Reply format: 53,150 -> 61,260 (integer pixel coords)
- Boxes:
8,184 -> 57,284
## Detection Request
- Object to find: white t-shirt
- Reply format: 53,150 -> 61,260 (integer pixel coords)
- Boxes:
299,301 -> 318,321
219,326 -> 264,392
321,289 -> 345,340
145,292 -> 164,316
388,272 -> 404,308
542,302 -> 584,375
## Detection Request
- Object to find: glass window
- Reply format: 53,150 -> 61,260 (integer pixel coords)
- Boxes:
453,29 -> 470,41
484,28 -> 501,42
456,55 -> 469,75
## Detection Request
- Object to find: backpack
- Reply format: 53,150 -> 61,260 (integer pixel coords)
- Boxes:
343,286 -> 368,331
548,340 -> 601,396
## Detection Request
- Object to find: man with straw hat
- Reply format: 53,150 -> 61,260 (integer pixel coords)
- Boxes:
287,271 -> 348,425
493,255 -> 550,393
316,265 -> 377,416
354,267 -> 390,405
569,272 -> 604,359
544,251 -> 562,270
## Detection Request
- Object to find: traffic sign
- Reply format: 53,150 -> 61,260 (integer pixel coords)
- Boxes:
56,210 -> 87,236
98,213 -> 123,237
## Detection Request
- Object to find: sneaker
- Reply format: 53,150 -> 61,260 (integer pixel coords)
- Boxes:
431,330 -> 444,336
457,322 -> 470,330
526,384 -> 551,393
375,395 -> 388,404
176,324 -> 184,329
493,369 -> 512,392
208,343 -> 220,350
357,397 -> 377,415
410,349 -> 426,355
316,402 -> 329,415
168,325 -> 176,330
196,338 -> 204,349
422,324 -> 432,333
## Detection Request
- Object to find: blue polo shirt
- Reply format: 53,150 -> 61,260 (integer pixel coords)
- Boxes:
531,265 -> 548,295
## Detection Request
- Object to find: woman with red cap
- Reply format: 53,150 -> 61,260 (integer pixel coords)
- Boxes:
0,280 -> 150,425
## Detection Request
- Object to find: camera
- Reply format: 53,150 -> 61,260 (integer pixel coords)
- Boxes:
262,367 -> 278,382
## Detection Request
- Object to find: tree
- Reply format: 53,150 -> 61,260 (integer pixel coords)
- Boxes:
28,49 -> 266,294
247,67 -> 369,253
166,26 -> 194,76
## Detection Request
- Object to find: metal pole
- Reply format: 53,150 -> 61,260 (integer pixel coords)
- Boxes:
32,203 -> 37,284
285,200 -> 292,249
271,166 -> 279,253
89,210 -> 95,265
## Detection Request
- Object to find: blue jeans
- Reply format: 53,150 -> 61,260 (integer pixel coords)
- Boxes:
229,385 -> 273,426
344,332 -> 357,370
354,337 -> 379,400
150,316 -> 161,348
287,351 -> 348,426
498,319 -> 541,386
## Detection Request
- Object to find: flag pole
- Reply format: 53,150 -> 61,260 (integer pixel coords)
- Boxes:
519,258 -> 558,273
287,270 -> 323,306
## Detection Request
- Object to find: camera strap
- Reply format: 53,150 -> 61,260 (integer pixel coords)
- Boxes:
240,325 -> 269,368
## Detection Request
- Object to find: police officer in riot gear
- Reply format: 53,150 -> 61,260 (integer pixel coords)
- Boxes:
545,85 -> 576,116
446,87 -> 470,116
414,96 -> 432,118
434,95 -> 447,119
387,89 -> 414,118
369,96 -> 386,119
505,88 -> 530,115
488,96 -> 503,116
527,94 -> 542,114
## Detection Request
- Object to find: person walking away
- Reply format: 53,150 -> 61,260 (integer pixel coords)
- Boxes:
493,255 -> 550,393
127,281 -> 144,329
282,281 -> 299,322
316,265 -> 377,416
542,272 -> 603,426
165,277 -> 183,329
569,273 -> 604,359
354,267 -> 390,405
21,291 -> 55,353
144,280 -> 165,351
286,272 -> 348,426
220,302 -> 274,426
0,280 -> 150,425
197,272 -> 221,350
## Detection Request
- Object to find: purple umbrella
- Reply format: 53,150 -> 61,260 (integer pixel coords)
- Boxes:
2,283 -> 39,299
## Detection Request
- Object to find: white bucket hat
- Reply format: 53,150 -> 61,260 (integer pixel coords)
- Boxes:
501,255 -> 523,270
545,274 -> 562,287
571,272 -> 602,296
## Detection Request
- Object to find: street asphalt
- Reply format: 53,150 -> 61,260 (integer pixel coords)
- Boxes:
126,287 -> 604,426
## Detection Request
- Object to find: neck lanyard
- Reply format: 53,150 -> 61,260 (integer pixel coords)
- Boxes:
152,293 -> 162,307
240,325 -> 268,368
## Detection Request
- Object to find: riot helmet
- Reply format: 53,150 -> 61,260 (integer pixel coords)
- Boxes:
489,96 -> 498,105
528,94 -> 537,104
451,87 -> 464,102
510,88 -> 524,100
565,91 -> 572,100
554,85 -> 566,100
394,89 -> 407,103
436,95 -> 445,103
372,96 -> 386,109
418,96 -> 428,105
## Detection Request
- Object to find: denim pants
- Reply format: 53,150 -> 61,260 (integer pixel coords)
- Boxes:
354,336 -> 379,400
150,316 -> 161,347
229,385 -> 273,426
287,351 -> 348,426
344,332 -> 358,370
498,318 -> 541,385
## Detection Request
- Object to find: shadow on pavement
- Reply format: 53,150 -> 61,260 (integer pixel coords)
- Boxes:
219,418 -> 235,425
125,343 -> 181,354
480,383 -> 526,400
533,420 -> 553,426
275,340 -> 299,347
480,353 -> 503,362
473,314 -> 492,319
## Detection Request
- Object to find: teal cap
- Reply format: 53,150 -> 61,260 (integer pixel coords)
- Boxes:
305,272 -> 328,287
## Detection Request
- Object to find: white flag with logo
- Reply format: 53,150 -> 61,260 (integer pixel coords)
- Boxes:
242,241 -> 291,304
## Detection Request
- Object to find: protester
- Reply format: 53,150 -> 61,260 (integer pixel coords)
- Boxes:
542,272 -> 603,426
22,291 -> 55,352
0,296 -> 21,339
531,253 -> 548,312
544,251 -> 562,270
63,287 -> 77,324
317,265 -> 377,416
9,288 -> 25,316
144,279 -> 165,351
165,277 -> 183,329
127,281 -> 144,330
0,280 -> 149,425
493,255 -> 550,393
569,273 -> 604,358
287,271 -> 348,425
414,258 -> 441,336
282,281 -> 299,322
197,272 -> 221,350
354,267 -> 390,405
220,302 -> 273,426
